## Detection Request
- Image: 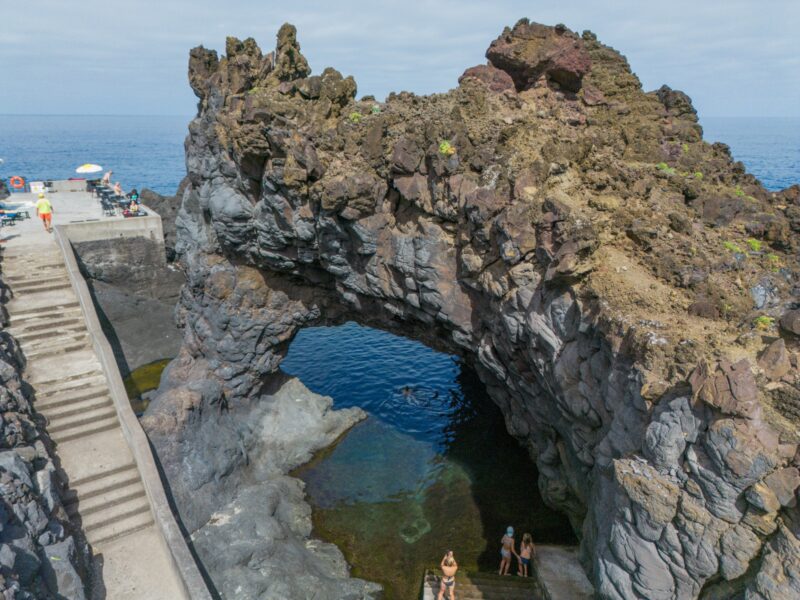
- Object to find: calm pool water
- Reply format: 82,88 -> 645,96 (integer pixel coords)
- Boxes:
283,321 -> 575,599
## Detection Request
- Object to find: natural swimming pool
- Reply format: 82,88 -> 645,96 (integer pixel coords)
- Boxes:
283,321 -> 575,599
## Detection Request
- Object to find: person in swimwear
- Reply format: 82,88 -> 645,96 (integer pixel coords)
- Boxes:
499,526 -> 518,575
437,550 -> 457,600
518,532 -> 536,577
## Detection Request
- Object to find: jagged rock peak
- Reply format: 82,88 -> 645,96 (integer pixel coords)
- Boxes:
274,22 -> 310,81
486,18 -> 591,92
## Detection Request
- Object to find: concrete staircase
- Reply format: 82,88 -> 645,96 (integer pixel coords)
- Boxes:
2,244 -> 182,599
421,570 -> 541,600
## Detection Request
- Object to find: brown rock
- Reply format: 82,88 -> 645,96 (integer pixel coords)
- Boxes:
780,309 -> 800,336
763,467 -> 800,507
459,64 -> 516,93
486,20 -> 591,92
758,339 -> 792,380
690,359 -> 761,419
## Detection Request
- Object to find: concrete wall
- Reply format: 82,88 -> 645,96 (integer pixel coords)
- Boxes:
53,227 -> 212,600
60,206 -> 164,245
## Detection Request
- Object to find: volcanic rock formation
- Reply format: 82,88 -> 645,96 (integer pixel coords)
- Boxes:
144,19 -> 800,600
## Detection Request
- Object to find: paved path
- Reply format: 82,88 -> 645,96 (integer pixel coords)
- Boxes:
1,190 -> 184,599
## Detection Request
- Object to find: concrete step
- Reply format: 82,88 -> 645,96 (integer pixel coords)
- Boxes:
40,394 -> 112,421
10,280 -> 72,295
36,383 -> 109,411
49,414 -> 119,443
422,572 -> 539,600
29,367 -> 106,390
67,463 -> 140,499
81,492 -> 151,532
19,331 -> 89,351
5,274 -> 70,288
65,478 -> 146,519
10,316 -> 85,337
47,404 -> 118,434
24,340 -> 91,361
4,268 -> 68,283
87,510 -> 154,547
9,302 -> 82,325
2,263 -> 65,277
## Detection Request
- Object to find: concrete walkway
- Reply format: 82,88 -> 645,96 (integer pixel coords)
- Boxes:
1,190 -> 184,598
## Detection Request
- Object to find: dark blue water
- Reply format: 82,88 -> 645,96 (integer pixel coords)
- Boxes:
702,117 -> 799,191
283,322 -> 573,598
0,116 -> 797,198
0,115 -> 189,195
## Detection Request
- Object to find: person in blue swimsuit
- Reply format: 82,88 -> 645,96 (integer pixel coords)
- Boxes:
499,526 -> 519,575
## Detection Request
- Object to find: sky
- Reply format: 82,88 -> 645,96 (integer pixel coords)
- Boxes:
1,1 -> 798,118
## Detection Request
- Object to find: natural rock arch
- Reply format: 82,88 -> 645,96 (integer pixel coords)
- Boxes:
143,20 -> 800,600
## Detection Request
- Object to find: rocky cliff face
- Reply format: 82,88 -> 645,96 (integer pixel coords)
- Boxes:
145,19 -> 800,599
0,275 -> 88,599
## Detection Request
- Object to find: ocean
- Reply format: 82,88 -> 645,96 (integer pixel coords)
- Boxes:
0,115 -> 798,194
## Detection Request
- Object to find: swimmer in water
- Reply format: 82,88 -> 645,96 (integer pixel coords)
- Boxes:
401,385 -> 414,398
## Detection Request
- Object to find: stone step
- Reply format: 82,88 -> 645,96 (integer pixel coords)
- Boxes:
19,330 -> 89,351
67,463 -> 140,499
24,340 -> 91,361
40,395 -> 112,421
47,404 -> 118,434
88,512 -> 154,547
4,268 -> 68,282
48,414 -> 119,443
2,263 -> 65,277
422,572 -> 539,600
5,274 -> 70,288
13,325 -> 87,345
10,280 -> 72,295
65,478 -> 146,519
10,316 -> 85,337
29,367 -> 106,390
36,384 -> 109,411
8,303 -> 82,326
80,492 -> 151,532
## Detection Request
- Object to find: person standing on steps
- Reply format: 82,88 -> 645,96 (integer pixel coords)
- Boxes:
437,550 -> 457,600
101,169 -> 112,185
499,526 -> 518,575
35,193 -> 53,233
518,532 -> 535,577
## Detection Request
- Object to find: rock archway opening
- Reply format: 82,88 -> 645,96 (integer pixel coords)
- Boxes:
282,320 -> 576,599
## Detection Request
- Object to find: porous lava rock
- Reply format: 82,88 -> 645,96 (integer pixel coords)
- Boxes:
145,19 -> 800,600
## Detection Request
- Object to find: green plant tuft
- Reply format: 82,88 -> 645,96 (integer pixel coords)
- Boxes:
723,241 -> 744,254
754,315 -> 775,330
681,143 -> 689,153
349,111 -> 363,123
656,162 -> 676,175
438,140 -> 456,156
746,238 -> 763,252
694,171 -> 703,180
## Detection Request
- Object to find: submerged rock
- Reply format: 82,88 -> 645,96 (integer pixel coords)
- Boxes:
145,18 -> 800,600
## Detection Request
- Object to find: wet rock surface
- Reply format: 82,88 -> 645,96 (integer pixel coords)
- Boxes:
0,274 -> 88,598
146,19 -> 800,600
